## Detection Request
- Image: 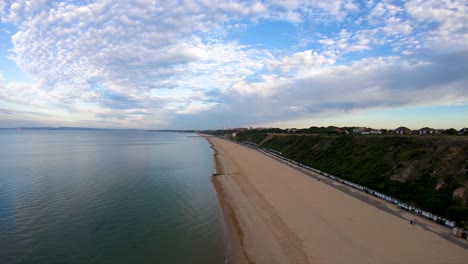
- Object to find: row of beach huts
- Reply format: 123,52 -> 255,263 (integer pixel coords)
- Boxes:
240,140 -> 468,241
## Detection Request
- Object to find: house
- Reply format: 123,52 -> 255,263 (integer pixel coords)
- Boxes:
394,126 -> 411,135
352,127 -> 367,134
352,127 -> 382,135
353,127 -> 381,135
459,128 -> 468,135
419,127 -> 436,135
335,128 -> 349,134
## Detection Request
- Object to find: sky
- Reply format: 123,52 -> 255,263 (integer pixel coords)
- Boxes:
0,0 -> 467,130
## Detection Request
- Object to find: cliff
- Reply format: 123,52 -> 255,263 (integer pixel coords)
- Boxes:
237,133 -> 468,227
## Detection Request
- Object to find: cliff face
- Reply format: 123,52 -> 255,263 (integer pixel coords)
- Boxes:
238,133 -> 468,226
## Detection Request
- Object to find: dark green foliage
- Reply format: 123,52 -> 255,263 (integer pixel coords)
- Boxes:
236,132 -> 268,144
258,134 -> 468,223
203,129 -> 237,136
444,128 -> 458,135
296,126 -> 347,134
446,206 -> 468,225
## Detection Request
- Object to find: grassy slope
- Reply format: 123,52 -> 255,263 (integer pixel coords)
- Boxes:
240,133 -> 468,226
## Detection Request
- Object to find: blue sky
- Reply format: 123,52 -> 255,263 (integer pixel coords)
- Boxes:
0,0 -> 466,129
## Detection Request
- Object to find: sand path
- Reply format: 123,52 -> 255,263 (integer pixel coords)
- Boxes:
208,136 -> 468,264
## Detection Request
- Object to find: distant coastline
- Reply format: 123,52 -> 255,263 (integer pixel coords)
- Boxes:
0,126 -> 197,133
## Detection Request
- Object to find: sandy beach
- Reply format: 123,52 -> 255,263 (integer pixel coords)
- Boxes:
207,136 -> 468,264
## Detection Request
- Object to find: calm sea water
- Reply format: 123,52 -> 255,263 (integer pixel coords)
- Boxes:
0,130 -> 225,264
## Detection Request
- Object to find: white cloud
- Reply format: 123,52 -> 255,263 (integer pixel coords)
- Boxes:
175,102 -> 217,115
10,3 -> 21,12
7,1 -> 276,110
230,74 -> 292,96
318,38 -> 334,45
0,80 -> 53,108
0,1 -> 6,13
382,17 -> 412,35
316,29 -> 372,54
3,0 -> 51,23
405,0 -> 467,50
367,1 -> 402,23
267,50 -> 335,73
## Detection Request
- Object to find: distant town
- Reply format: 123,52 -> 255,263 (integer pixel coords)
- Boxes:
201,126 -> 468,138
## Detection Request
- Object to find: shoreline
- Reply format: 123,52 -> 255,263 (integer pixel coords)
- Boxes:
207,135 -> 251,264
204,135 -> 468,264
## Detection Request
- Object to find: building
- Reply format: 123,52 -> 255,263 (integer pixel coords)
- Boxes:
394,126 -> 411,135
352,127 -> 367,134
419,127 -> 436,135
459,128 -> 468,135
335,128 -> 349,134
352,127 -> 381,135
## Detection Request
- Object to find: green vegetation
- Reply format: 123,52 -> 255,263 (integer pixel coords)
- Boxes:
235,131 -> 268,143
229,132 -> 468,227
443,128 -> 459,135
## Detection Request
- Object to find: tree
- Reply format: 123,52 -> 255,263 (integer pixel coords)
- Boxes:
445,206 -> 468,222
443,128 -> 458,135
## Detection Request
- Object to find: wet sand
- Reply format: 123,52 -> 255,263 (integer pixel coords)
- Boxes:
207,136 -> 468,264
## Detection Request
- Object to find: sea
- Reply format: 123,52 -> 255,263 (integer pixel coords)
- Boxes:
0,130 -> 225,264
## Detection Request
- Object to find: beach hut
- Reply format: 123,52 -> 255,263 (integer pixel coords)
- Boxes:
461,232 -> 467,239
452,227 -> 458,235
456,229 -> 463,237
